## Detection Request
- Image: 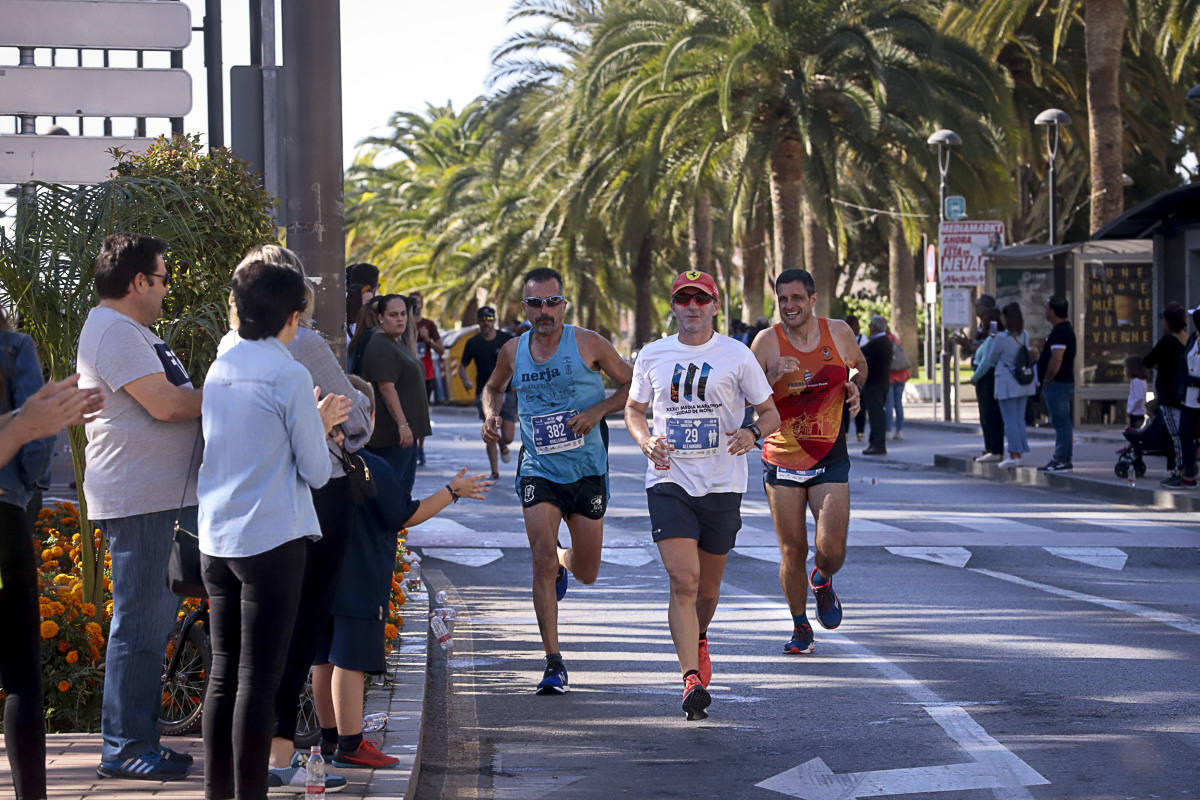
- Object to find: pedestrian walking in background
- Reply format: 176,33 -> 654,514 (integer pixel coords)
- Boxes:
751,269 -> 862,657
884,321 -> 910,441
197,262 -> 350,800
362,294 -> 431,500
844,316 -> 867,442
1144,302 -> 1189,483
1037,297 -> 1076,473
1125,356 -> 1147,430
77,233 -> 203,783
460,306 -> 517,479
0,317 -> 103,800
626,270 -> 779,720
859,316 -> 892,456
977,302 -> 1037,468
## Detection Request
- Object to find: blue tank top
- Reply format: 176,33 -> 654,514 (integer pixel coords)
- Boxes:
512,325 -> 608,483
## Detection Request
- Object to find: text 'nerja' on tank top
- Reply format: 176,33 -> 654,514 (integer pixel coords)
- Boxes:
762,318 -> 849,471
511,324 -> 609,483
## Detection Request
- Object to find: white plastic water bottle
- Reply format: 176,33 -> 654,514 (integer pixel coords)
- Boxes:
430,613 -> 453,650
305,746 -> 325,796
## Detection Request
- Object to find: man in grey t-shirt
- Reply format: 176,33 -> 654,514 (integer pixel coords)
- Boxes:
76,233 -> 203,782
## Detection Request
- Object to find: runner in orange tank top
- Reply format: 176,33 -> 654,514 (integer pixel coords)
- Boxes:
751,269 -> 865,655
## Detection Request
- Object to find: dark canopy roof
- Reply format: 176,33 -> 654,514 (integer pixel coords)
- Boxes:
1091,182 -> 1200,240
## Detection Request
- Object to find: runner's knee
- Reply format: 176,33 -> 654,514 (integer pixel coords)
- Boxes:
666,567 -> 700,598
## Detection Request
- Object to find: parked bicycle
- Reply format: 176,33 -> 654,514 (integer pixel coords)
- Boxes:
158,598 -> 320,744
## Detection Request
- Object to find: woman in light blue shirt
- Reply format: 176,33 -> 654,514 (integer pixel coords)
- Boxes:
197,262 -> 350,800
976,302 -> 1037,468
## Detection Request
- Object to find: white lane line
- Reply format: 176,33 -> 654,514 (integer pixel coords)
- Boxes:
601,547 -> 655,567
732,546 -> 812,564
970,567 -> 1200,635
1043,546 -> 1128,571
934,513 -> 1047,534
885,546 -> 972,569
418,548 -> 503,567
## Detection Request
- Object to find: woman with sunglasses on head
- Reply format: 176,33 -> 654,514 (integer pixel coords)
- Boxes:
360,294 -> 431,500
480,267 -> 633,696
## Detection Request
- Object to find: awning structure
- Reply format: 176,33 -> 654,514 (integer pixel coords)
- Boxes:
1091,182 -> 1200,240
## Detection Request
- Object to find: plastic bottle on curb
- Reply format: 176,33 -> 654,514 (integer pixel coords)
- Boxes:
430,614 -> 453,650
305,746 -> 325,796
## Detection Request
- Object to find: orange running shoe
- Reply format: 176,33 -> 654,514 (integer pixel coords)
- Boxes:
332,739 -> 399,769
681,673 -> 711,721
697,638 -> 712,687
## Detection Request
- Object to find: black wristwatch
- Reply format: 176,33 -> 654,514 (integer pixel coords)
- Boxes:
743,423 -> 762,440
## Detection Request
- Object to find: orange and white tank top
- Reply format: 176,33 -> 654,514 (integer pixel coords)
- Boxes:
762,319 -> 849,471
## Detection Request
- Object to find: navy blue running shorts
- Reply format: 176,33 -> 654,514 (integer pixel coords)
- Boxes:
762,458 -> 851,489
646,482 -> 742,556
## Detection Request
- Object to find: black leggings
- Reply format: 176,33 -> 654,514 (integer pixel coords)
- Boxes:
273,477 -> 353,742
202,539 -> 306,800
0,501 -> 44,800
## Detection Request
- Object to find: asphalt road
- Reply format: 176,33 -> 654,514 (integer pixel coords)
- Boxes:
408,408 -> 1200,800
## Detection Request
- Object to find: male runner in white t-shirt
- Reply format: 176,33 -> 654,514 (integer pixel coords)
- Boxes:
625,271 -> 780,720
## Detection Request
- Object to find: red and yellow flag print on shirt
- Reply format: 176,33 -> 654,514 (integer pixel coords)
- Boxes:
762,318 -> 849,471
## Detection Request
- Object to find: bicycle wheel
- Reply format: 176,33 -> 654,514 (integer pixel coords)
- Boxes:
293,669 -> 321,748
158,623 -> 210,736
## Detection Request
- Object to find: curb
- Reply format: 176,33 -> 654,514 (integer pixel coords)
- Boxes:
932,453 -> 1200,512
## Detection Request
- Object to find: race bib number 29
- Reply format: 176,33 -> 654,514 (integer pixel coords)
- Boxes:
665,417 -> 719,458
531,410 -> 583,454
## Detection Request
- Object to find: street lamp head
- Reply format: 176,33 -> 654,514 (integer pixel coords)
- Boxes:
1188,84 -> 1200,101
1035,108 -> 1072,127
926,129 -> 962,147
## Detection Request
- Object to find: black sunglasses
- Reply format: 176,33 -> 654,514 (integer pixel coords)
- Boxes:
144,271 -> 171,288
523,295 -> 566,308
672,292 -> 714,306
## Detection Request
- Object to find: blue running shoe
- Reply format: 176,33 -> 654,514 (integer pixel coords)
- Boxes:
810,567 -> 842,629
555,565 -> 568,601
158,745 -> 193,766
784,623 -> 814,654
536,660 -> 569,695
97,750 -> 189,781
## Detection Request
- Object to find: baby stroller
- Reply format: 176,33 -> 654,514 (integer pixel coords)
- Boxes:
1114,412 -> 1174,479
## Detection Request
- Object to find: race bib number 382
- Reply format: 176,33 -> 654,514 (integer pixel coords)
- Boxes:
665,417 -> 719,458
531,410 -> 584,454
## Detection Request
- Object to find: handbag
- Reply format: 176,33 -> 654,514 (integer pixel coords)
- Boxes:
335,443 -> 378,504
890,342 -> 912,372
166,430 -> 206,598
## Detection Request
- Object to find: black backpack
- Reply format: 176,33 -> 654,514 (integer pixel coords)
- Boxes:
1013,334 -> 1035,385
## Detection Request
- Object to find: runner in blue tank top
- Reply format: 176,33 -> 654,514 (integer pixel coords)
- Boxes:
482,267 -> 632,695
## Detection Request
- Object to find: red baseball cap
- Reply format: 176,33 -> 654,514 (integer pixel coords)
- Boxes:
671,270 -> 719,299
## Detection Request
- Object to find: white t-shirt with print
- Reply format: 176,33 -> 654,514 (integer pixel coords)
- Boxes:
630,332 -> 772,496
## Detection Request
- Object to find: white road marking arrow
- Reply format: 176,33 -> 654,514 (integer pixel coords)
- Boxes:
885,546 -> 972,568
601,547 -> 655,566
1043,546 -> 1127,570
757,705 -> 1048,799
417,547 -> 503,567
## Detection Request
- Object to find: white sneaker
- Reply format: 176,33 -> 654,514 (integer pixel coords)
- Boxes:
892,430 -> 903,441
998,456 -> 1022,468
973,452 -> 1002,463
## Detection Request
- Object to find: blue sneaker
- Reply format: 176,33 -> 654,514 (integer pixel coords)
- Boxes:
555,565 -> 568,601
97,750 -> 189,781
810,567 -> 842,630
536,660 -> 569,695
784,623 -> 814,654
158,745 -> 194,766
268,764 -> 348,793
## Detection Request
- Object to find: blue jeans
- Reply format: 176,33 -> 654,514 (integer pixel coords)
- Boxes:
368,443 -> 418,500
1042,382 -> 1074,463
997,397 -> 1030,454
99,507 -> 194,761
884,381 -> 906,432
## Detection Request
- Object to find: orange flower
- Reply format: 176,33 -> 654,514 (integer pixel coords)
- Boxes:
58,640 -> 70,653
66,650 -> 79,664
81,603 -> 96,618
57,681 -> 70,692
384,623 -> 398,640
40,620 -> 59,639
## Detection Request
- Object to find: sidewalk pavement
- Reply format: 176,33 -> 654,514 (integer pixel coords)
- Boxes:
0,593 -> 429,800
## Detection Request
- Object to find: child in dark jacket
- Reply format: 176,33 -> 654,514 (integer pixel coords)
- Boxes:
311,377 -> 490,768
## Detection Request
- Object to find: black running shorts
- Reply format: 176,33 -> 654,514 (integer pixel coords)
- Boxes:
762,458 -> 851,489
646,482 -> 742,556
518,474 -> 608,520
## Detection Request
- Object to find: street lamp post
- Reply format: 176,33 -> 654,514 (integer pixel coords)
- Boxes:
927,129 -> 961,422
1035,108 -> 1071,245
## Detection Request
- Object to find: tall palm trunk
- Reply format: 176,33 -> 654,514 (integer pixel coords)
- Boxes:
689,191 -> 714,273
768,130 -> 805,278
741,202 -> 769,323
633,229 -> 655,348
1085,0 -> 1125,233
802,191 -> 834,319
887,223 -> 918,363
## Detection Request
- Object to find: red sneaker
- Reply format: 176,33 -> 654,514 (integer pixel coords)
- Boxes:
681,673 -> 711,721
697,638 -> 712,687
331,739 -> 399,769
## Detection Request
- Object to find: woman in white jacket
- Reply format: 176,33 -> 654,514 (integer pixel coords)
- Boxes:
977,302 -> 1037,468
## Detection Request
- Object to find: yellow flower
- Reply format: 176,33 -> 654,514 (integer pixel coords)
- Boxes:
66,650 -> 79,664
41,549 -> 54,561
40,620 -> 59,639
54,573 -> 72,585
84,622 -> 102,637
57,680 -> 70,692
51,545 -> 64,557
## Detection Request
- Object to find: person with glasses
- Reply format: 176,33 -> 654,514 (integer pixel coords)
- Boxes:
625,270 -> 779,720
76,233 -> 204,782
750,269 -> 864,657
480,267 -> 632,695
